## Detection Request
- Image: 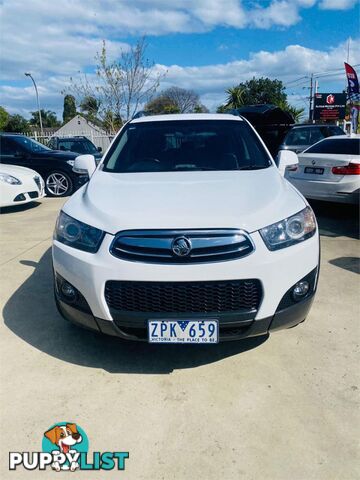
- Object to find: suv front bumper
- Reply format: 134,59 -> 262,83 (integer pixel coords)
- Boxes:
53,230 -> 319,342
55,283 -> 316,341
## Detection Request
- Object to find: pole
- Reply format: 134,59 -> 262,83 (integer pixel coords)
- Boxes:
25,73 -> 43,135
308,73 -> 313,122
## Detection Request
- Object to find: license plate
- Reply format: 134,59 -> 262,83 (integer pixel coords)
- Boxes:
304,167 -> 324,174
148,319 -> 219,344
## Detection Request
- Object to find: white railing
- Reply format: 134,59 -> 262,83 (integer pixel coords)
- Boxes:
19,130 -> 116,151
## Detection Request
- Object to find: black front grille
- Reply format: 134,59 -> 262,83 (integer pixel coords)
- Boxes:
28,191 -> 39,199
105,279 -> 262,314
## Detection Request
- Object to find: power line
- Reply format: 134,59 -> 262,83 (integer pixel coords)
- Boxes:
284,76 -> 308,86
313,64 -> 360,78
286,80 -> 309,89
284,64 -> 360,86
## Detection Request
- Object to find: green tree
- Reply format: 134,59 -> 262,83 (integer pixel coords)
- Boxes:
79,96 -> 100,122
193,103 -> 209,113
30,110 -> 61,128
102,110 -> 123,131
220,77 -> 287,110
145,87 -> 206,115
224,86 -> 245,110
4,114 -> 30,132
216,104 -> 230,113
145,95 -> 180,115
0,106 -> 9,130
283,104 -> 305,123
63,94 -> 76,123
218,77 -> 304,122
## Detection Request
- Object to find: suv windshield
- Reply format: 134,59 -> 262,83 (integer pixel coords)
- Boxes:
13,136 -> 50,153
58,139 -> 98,154
103,120 -> 272,173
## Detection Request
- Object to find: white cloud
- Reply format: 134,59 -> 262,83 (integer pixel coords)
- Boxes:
249,1 -> 302,29
160,38 -> 359,92
0,0 -> 356,83
0,1 -> 358,117
319,0 -> 358,10
2,38 -> 358,117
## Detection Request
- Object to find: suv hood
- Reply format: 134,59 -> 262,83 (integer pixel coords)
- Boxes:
34,150 -> 79,160
64,167 -> 306,234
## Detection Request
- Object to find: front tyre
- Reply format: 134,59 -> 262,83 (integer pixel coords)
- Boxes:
45,171 -> 73,197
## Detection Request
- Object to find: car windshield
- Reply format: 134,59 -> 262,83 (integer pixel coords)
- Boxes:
13,136 -> 51,153
103,120 -> 272,173
284,128 -> 311,146
59,139 -> 98,154
305,138 -> 360,155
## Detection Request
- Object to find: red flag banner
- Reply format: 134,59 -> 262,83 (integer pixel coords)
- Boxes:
344,62 -> 360,103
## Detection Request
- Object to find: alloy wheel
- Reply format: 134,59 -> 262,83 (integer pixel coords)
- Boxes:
46,173 -> 70,196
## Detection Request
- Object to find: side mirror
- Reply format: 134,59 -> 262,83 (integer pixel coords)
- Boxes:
73,154 -> 97,177
277,150 -> 298,176
97,146 -> 102,152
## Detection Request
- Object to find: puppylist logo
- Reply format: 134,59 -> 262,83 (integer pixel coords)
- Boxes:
9,422 -> 129,472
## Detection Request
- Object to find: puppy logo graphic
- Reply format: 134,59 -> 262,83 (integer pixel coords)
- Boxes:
9,422 -> 128,471
43,423 -> 87,472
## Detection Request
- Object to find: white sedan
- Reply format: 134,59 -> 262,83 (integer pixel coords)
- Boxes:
0,164 -> 45,208
285,135 -> 360,204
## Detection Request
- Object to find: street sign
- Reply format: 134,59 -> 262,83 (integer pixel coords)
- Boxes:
313,93 -> 346,121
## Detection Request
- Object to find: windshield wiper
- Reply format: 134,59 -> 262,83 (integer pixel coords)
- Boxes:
174,166 -> 217,171
237,165 -> 267,170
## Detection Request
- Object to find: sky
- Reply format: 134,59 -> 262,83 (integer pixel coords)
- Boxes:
0,0 -> 359,119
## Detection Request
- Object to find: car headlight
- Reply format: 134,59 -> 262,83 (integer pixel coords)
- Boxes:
54,211 -> 104,253
0,173 -> 22,185
260,206 -> 316,251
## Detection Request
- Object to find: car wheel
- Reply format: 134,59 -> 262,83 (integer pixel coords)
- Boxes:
45,171 -> 73,197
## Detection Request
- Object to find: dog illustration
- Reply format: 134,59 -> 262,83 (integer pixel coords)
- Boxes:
44,423 -> 82,471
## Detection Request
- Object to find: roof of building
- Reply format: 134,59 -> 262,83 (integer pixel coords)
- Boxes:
55,114 -> 107,134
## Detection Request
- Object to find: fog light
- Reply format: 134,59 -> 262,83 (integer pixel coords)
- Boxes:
61,281 -> 77,302
292,281 -> 310,301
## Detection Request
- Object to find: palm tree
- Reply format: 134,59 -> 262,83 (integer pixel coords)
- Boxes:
285,105 -> 305,123
225,86 -> 245,109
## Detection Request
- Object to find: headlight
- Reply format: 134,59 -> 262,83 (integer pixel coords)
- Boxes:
0,173 -> 22,185
54,211 -> 104,253
260,206 -> 316,251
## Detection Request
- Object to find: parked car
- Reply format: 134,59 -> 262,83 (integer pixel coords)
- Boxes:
53,113 -> 319,344
0,134 -> 88,197
48,136 -> 102,161
279,124 -> 345,154
285,135 -> 360,204
0,164 -> 45,208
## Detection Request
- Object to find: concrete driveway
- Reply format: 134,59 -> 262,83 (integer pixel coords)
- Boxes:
0,198 -> 359,479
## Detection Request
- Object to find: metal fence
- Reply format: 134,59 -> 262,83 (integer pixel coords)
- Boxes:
21,130 -> 115,152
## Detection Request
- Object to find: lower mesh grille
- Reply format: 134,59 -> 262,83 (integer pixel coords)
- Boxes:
105,279 -> 262,314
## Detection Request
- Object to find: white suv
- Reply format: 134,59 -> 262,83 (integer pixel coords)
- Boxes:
52,114 -> 319,344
